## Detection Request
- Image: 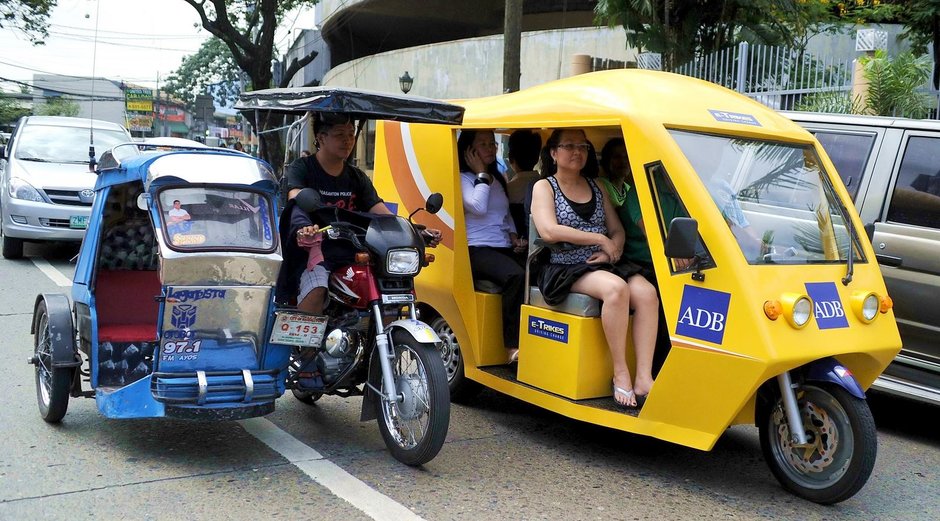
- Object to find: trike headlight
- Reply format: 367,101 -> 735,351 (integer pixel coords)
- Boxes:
387,248 -> 420,275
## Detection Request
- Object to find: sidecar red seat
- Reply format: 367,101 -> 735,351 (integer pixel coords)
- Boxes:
96,270 -> 161,342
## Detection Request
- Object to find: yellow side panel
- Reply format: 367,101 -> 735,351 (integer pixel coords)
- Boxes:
517,306 -> 615,400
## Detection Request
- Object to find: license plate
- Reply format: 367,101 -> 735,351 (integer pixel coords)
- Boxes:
269,312 -> 328,347
69,215 -> 89,229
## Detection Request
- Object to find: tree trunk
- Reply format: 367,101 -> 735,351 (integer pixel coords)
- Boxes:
503,0 -> 523,93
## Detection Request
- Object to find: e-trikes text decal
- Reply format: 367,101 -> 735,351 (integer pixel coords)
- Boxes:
676,285 -> 731,344
528,316 -> 569,343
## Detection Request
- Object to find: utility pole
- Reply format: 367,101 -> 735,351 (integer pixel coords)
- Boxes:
503,0 -> 523,93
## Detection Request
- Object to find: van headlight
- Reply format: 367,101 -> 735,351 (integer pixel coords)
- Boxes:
9,178 -> 43,202
850,292 -> 880,323
387,249 -> 420,275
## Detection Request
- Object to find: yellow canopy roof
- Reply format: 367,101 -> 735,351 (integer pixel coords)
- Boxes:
453,69 -> 811,143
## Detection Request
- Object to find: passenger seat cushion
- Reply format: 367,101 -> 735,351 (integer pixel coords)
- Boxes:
96,270 -> 161,341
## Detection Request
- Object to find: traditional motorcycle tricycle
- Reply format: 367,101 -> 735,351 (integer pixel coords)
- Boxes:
369,69 -> 903,501
30,88 -> 465,466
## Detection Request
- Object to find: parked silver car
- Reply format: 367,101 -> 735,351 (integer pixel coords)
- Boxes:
785,111 -> 940,406
0,116 -> 131,258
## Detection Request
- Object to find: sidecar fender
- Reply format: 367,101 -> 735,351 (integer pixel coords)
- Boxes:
33,293 -> 81,369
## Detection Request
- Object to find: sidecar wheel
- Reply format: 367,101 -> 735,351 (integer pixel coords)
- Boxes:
34,301 -> 74,423
430,316 -> 481,403
291,389 -> 322,405
758,383 -> 877,504
373,330 -> 450,466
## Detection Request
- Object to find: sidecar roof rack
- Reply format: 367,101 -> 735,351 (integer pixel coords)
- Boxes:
235,86 -> 465,126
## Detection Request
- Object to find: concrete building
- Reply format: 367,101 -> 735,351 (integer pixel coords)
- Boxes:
314,0 -> 633,98
31,75 -> 127,126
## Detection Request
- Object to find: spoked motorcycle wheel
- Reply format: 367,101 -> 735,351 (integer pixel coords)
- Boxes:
430,316 -> 481,403
758,383 -> 877,504
373,330 -> 450,466
34,301 -> 73,423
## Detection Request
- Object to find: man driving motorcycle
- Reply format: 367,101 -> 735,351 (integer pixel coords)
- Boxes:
278,112 -> 441,314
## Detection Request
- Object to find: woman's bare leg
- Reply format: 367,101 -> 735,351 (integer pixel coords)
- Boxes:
571,270 -> 634,406
627,274 -> 658,396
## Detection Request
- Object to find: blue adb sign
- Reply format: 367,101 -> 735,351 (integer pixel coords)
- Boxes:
805,282 -> 848,329
528,316 -> 569,343
676,286 -> 732,344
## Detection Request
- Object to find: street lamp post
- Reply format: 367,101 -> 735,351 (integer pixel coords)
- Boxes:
399,71 -> 414,94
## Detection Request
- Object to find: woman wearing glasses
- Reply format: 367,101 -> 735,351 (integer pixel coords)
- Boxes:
530,129 -> 658,408
459,129 -> 527,364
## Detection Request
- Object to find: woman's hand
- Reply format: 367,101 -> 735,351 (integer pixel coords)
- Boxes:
598,236 -> 622,263
586,251 -> 611,264
465,147 -> 487,174
512,236 -> 528,254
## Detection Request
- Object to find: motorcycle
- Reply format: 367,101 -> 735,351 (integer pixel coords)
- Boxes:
277,187 -> 450,465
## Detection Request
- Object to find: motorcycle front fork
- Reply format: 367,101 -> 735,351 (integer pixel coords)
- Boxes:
371,303 -> 416,404
777,372 -> 809,446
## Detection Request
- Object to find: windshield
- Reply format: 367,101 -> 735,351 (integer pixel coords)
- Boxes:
158,188 -> 276,252
670,130 -> 864,265
14,124 -> 128,163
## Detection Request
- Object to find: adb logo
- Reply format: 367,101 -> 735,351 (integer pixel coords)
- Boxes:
805,282 -> 849,329
528,316 -> 569,343
676,285 -> 732,344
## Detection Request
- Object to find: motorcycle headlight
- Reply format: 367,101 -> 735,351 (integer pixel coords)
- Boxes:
387,248 -> 420,275
9,178 -> 44,202
850,292 -> 880,323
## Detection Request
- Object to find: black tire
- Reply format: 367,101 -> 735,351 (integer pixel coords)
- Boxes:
372,330 -> 450,466
2,234 -> 24,259
34,301 -> 73,422
758,383 -> 877,504
291,389 -> 322,405
430,316 -> 482,403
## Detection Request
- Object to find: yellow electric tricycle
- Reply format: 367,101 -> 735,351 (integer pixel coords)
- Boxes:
371,69 -> 900,504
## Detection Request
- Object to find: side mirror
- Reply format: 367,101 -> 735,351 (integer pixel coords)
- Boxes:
425,193 -> 443,215
664,217 -> 699,259
136,192 -> 151,211
294,187 -> 323,212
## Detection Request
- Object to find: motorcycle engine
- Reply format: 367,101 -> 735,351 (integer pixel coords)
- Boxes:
316,328 -> 358,383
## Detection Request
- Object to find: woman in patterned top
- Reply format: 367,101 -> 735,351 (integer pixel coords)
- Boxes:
530,129 -> 659,408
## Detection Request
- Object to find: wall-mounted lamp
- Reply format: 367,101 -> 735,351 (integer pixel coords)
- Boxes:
399,71 -> 414,94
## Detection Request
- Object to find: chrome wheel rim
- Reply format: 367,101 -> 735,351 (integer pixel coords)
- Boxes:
433,319 -> 460,384
381,346 -> 431,450
769,386 -> 853,489
35,314 -> 53,406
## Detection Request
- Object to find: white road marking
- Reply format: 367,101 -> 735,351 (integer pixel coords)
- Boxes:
31,258 -> 73,286
239,417 -> 425,521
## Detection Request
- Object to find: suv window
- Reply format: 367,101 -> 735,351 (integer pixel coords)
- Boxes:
886,136 -> 940,230
15,124 -> 128,163
811,131 -> 875,201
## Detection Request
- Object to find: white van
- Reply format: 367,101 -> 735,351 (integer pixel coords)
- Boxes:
785,111 -> 940,406
0,116 -> 131,258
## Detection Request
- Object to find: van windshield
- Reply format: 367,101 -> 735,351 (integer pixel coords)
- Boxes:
670,130 -> 864,265
15,124 -> 128,163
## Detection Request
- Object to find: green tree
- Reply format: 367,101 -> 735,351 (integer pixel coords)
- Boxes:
0,93 -> 30,127
0,0 -> 56,43
894,1 -> 940,88
36,96 -> 80,117
595,1 -> 896,70
164,38 -> 241,109
181,0 -> 320,173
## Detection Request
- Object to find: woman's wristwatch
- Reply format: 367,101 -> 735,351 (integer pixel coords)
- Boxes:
474,172 -> 493,186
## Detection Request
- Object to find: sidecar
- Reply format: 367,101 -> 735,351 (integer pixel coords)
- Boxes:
31,142 -> 291,421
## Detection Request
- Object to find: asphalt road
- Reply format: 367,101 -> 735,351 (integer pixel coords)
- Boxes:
1,241 -> 937,521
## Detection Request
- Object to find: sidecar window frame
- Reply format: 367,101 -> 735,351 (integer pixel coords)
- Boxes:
155,185 -> 279,254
